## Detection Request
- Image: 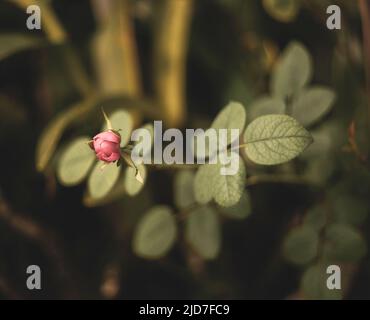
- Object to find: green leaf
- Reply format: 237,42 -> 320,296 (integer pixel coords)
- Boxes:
88,162 -> 121,199
186,206 -> 221,260
323,224 -> 367,262
243,114 -> 313,165
194,155 -> 246,207
304,206 -> 327,231
174,170 -> 195,209
212,156 -> 246,207
283,226 -> 319,265
262,0 -> 301,23
102,109 -> 133,147
301,264 -> 342,300
248,95 -> 286,121
0,33 -> 43,61
271,41 -> 312,99
124,164 -> 147,196
194,164 -> 217,205
56,136 -> 95,186
292,86 -> 336,127
36,97 -> 97,172
133,206 -> 177,259
218,191 -> 252,220
210,101 -> 246,148
331,195 -> 368,227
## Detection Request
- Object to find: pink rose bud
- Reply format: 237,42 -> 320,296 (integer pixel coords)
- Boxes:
91,130 -> 121,163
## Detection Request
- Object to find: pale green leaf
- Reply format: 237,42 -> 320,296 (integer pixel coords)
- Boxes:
88,161 -> 121,199
218,191 -> 252,220
186,206 -> 221,260
248,95 -> 286,121
301,264 -> 343,300
174,170 -> 195,209
283,226 -> 319,265
212,155 -> 246,207
102,109 -> 133,147
323,224 -> 367,262
0,33 -> 42,61
210,101 -> 246,148
262,0 -> 301,23
193,164 -> 217,205
243,114 -> 313,165
292,86 -> 336,127
124,164 -> 147,196
133,206 -> 177,259
271,41 -> 312,99
57,136 -> 95,186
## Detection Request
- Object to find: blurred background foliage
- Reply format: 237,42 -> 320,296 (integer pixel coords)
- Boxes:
0,0 -> 370,300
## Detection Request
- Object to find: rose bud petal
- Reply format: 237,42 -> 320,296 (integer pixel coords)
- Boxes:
92,130 -> 121,163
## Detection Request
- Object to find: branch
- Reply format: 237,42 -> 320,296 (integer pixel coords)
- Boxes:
153,0 -> 193,127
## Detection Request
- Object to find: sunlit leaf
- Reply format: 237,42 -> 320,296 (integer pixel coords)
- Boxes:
271,41 -> 312,99
101,109 -> 133,147
133,206 -> 177,259
212,155 -> 246,207
243,114 -> 313,165
301,264 -> 342,300
283,226 -> 319,265
292,86 -> 336,127
194,164 -> 217,205
124,164 -> 147,196
0,33 -> 42,61
174,170 -> 195,209
210,101 -> 246,148
262,0 -> 301,23
88,161 -> 121,199
248,95 -> 286,121
218,191 -> 252,220
322,223 -> 367,262
186,206 -> 221,260
57,136 -> 95,186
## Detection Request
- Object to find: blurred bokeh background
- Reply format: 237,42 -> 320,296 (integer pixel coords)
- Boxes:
0,0 -> 370,300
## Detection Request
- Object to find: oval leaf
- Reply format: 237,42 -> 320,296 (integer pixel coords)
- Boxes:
88,162 -> 121,199
186,206 -> 221,260
243,114 -> 313,165
210,101 -> 246,148
218,191 -> 252,220
133,206 -> 177,259
194,164 -> 217,205
271,41 -> 312,99
248,95 -> 286,121
323,224 -> 367,262
57,136 -> 95,186
301,264 -> 343,300
124,164 -> 147,196
283,226 -> 319,265
174,170 -> 195,209
102,109 -> 133,147
212,155 -> 246,207
292,86 -> 336,127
